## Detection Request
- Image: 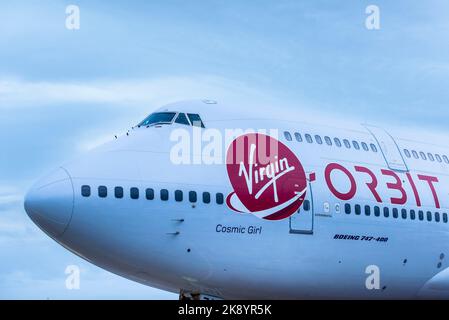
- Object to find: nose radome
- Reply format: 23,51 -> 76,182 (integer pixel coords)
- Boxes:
24,167 -> 74,238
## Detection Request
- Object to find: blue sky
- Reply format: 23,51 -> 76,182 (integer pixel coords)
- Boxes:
1,0 -> 449,299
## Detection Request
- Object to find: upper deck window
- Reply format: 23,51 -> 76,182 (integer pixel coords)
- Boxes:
334,138 -> 342,147
294,132 -> 302,142
187,113 -> 205,128
284,131 -> 292,141
305,134 -> 313,143
139,112 -> 176,126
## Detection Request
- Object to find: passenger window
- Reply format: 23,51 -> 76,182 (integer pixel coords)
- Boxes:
175,113 -> 190,126
343,139 -> 351,148
305,134 -> 313,143
355,204 -> 361,215
361,142 -> 369,151
284,132 -> 292,141
324,136 -> 332,146
98,186 -> 107,198
294,132 -> 302,142
187,114 -> 205,128
404,149 -> 411,158
130,187 -> 139,199
392,208 -> 398,218
189,191 -> 197,203
203,192 -> 211,204
383,207 -> 389,217
160,189 -> 169,201
418,210 -> 424,220
345,203 -> 351,214
370,143 -> 378,152
443,213 -> 448,223
410,209 -> 416,220
175,190 -> 183,202
315,135 -> 323,144
115,186 -> 124,199
352,141 -> 360,150
443,155 -> 449,164
81,185 -> 91,197
364,205 -> 371,216
428,153 -> 435,161
401,209 -> 407,219
436,154 -> 442,162
146,188 -> 154,200
334,138 -> 342,147
374,206 -> 380,217
435,212 -> 440,222
216,193 -> 224,205
420,152 -> 427,160
427,211 -> 432,221
412,150 -> 419,159
303,200 -> 310,211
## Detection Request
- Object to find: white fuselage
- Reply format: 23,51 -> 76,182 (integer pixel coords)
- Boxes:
24,100 -> 449,299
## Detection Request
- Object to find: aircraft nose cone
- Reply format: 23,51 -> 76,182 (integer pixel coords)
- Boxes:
24,168 -> 74,238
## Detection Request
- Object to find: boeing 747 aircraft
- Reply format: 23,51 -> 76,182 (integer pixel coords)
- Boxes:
24,100 -> 449,299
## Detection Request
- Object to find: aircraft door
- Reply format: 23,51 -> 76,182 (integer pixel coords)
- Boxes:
289,180 -> 313,234
364,125 -> 408,172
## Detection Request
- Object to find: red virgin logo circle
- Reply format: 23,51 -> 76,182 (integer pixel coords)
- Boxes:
226,133 -> 307,220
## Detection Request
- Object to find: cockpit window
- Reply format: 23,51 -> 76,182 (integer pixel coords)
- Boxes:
175,113 -> 190,126
187,113 -> 205,128
139,112 -> 176,126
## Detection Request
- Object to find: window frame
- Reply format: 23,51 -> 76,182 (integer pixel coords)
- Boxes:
174,112 -> 191,126
145,188 -> 154,200
175,190 -> 183,202
361,142 -> 369,151
160,189 -> 169,201
334,138 -> 342,147
130,187 -> 139,200
187,113 -> 205,128
115,186 -> 124,199
81,185 -> 91,197
305,134 -> 313,143
216,193 -> 224,205
202,192 -> 211,204
189,191 -> 197,203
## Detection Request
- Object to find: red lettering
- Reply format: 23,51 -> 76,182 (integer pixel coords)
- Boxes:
406,172 -> 421,207
381,169 -> 407,205
325,163 -> 357,200
417,174 -> 440,209
354,166 -> 382,203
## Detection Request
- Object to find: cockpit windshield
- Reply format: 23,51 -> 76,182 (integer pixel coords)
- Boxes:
138,112 -> 205,128
138,112 -> 176,126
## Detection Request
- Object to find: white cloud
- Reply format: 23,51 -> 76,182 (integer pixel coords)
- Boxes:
0,76 -> 275,108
